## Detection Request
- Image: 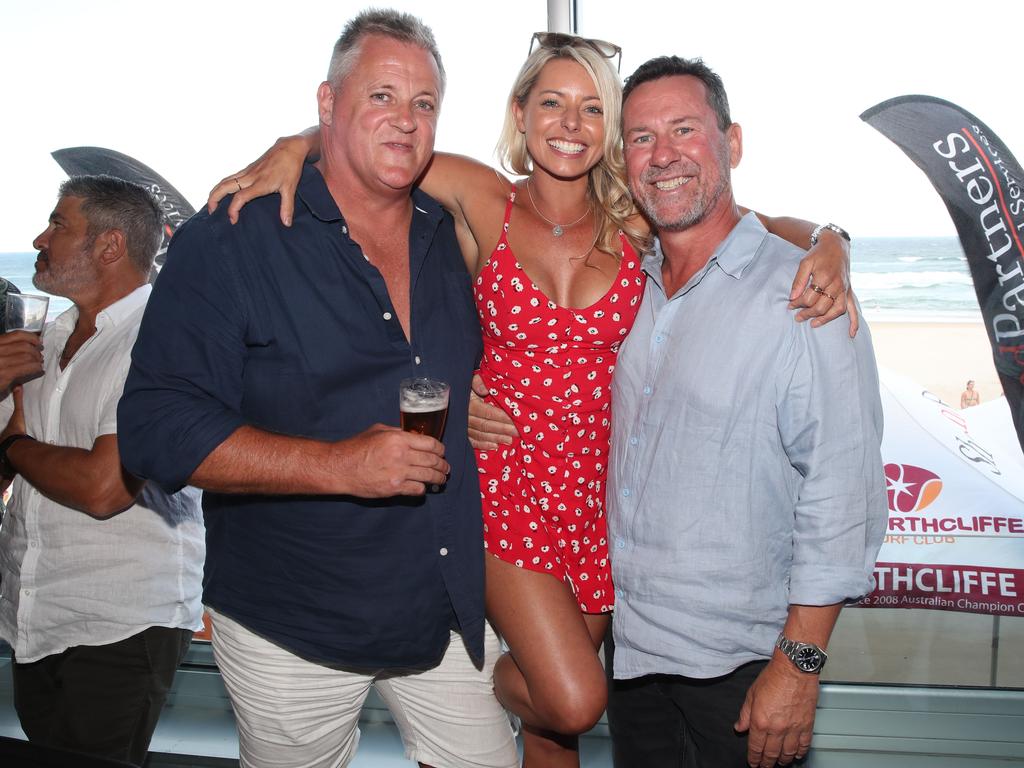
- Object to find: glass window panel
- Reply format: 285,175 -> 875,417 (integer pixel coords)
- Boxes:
0,1 -> 545,665
577,0 -> 1024,692
0,1 -> 547,253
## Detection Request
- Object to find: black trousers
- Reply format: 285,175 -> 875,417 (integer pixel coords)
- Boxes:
12,626 -> 192,767
606,628 -> 768,768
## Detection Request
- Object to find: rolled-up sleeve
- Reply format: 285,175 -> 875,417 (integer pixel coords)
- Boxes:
118,214 -> 249,492
777,314 -> 887,606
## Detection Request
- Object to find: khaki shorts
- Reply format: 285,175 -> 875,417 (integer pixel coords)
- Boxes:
207,608 -> 518,768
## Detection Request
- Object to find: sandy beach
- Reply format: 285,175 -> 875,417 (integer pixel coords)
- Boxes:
867,319 -> 1003,408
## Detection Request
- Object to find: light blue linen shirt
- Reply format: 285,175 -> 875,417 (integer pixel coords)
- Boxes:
608,213 -> 886,680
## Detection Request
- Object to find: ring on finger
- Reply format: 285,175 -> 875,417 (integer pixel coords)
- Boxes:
233,177 -> 243,193
811,283 -> 837,302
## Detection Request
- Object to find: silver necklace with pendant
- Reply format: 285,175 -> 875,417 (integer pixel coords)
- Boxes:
526,177 -> 591,237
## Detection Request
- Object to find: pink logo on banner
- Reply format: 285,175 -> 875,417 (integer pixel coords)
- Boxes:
885,463 -> 943,513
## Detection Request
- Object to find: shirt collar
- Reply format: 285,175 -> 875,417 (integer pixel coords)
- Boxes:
97,284 -> 151,328
295,162 -> 444,228
53,283 -> 151,332
714,211 -> 768,279
642,211 -> 768,291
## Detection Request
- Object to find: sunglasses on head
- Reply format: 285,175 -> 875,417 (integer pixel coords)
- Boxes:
529,32 -> 622,73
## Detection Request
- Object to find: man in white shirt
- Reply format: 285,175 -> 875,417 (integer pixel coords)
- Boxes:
0,176 -> 205,766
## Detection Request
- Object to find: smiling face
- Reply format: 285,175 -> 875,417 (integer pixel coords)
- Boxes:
623,74 -> 741,232
318,34 -> 441,194
31,195 -> 101,298
513,57 -> 606,181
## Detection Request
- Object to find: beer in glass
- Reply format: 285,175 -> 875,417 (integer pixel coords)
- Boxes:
399,377 -> 449,440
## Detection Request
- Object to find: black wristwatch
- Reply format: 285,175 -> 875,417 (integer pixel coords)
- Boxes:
775,633 -> 828,674
0,433 -> 34,477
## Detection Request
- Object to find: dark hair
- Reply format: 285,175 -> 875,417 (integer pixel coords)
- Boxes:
59,175 -> 164,276
622,56 -> 731,131
327,8 -> 445,94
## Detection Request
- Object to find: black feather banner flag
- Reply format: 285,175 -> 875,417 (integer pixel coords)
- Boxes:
862,96 -> 1024,452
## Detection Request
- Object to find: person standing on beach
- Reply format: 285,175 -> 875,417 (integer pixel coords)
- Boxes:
0,175 -> 205,767
600,56 -> 888,768
117,10 -> 517,767
961,379 -> 981,408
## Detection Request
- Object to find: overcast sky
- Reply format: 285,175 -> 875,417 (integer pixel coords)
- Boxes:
2,0 -> 1021,251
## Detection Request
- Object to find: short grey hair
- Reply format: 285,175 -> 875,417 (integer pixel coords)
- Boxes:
59,175 -> 164,276
326,8 -> 446,95
623,56 -> 732,132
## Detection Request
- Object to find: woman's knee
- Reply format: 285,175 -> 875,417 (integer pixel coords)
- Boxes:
535,671 -> 608,734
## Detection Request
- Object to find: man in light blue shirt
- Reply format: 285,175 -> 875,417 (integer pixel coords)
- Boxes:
606,57 -> 886,768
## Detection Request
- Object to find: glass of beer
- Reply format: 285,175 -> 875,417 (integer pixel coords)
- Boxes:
5,293 -> 49,334
400,377 -> 450,440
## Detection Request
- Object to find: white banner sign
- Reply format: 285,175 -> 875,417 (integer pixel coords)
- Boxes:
856,370 -> 1024,616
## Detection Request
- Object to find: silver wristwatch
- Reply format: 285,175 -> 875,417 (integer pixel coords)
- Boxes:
775,633 -> 828,674
809,222 -> 851,247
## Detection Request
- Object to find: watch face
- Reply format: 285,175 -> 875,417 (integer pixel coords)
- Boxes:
795,646 -> 822,672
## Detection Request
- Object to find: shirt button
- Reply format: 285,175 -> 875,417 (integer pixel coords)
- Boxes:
439,547 -> 449,557
629,436 -> 638,446
383,311 -> 393,321
643,386 -> 652,395
621,488 -> 631,498
22,589 -> 31,596
341,225 -> 348,235
655,334 -> 665,344
615,538 -> 626,550
414,356 -> 422,365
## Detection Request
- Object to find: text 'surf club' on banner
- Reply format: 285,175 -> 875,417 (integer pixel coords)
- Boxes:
861,96 -> 1024,452
51,147 -> 196,273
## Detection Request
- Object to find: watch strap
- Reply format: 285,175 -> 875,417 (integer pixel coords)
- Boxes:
810,222 -> 851,247
775,632 -> 828,673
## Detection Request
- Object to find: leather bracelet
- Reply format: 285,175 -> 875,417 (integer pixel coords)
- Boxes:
0,433 -> 34,477
810,222 -> 851,247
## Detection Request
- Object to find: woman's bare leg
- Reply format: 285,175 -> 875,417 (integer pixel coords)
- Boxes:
486,555 -> 609,768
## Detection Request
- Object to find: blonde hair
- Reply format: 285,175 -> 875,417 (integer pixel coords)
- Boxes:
496,40 -> 649,257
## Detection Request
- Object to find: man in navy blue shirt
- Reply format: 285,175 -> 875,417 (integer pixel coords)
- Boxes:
118,10 -> 517,768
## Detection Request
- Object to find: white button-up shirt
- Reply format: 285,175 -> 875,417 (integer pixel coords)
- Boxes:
0,285 -> 204,663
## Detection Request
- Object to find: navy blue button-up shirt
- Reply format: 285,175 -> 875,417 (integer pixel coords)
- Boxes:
118,164 -> 485,668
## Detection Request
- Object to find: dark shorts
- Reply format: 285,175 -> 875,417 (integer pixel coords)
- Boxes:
12,626 -> 192,766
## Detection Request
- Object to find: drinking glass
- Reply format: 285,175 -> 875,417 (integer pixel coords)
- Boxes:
399,377 -> 450,440
5,293 -> 49,334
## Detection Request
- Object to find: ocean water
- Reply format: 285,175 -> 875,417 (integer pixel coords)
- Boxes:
0,236 -> 979,323
850,237 -> 979,322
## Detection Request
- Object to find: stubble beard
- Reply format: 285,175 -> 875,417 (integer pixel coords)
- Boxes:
633,146 -> 732,233
33,240 -> 99,298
